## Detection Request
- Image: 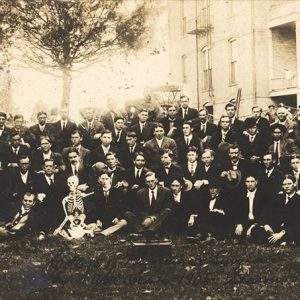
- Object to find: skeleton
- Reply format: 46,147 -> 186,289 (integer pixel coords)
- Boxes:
54,176 -> 101,239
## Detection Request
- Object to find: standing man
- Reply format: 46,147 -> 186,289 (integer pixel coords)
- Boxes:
225,103 -> 244,135
160,105 -> 183,140
112,116 -> 128,149
178,95 -> 199,122
124,171 -> 172,235
0,112 -> 11,146
51,107 -> 77,153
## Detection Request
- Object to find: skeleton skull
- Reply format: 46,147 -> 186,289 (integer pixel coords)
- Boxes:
67,176 -> 79,192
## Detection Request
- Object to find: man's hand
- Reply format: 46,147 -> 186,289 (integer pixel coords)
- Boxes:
246,224 -> 257,238
235,224 -> 243,236
132,184 -> 139,190
93,133 -> 102,140
37,193 -> 46,202
211,208 -> 225,215
220,171 -> 228,178
268,231 -> 285,244
0,227 -> 9,236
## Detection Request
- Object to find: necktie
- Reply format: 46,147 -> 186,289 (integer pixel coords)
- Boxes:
186,137 -> 189,146
141,123 -> 145,134
74,165 -> 78,176
13,148 -> 18,155
150,190 -> 155,205
266,169 -> 271,178
63,121 -> 66,131
116,131 -> 121,142
88,122 -> 92,132
130,146 -> 133,153
190,164 -> 194,176
183,109 -> 187,119
249,136 -> 254,143
274,142 -> 279,165
165,167 -> 169,174
49,177 -> 54,186
201,123 -> 206,133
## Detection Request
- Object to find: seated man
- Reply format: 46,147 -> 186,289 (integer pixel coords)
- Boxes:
88,170 -> 127,236
155,148 -> 183,189
0,192 -> 40,238
233,174 -> 265,238
250,174 -> 300,245
124,171 -> 172,236
190,182 -> 233,240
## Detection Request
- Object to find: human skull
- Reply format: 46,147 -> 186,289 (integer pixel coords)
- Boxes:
67,176 -> 79,192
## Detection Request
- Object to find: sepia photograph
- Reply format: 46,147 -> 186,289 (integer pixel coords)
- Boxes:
0,0 -> 300,298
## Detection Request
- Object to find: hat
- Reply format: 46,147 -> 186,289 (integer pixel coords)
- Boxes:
244,117 -> 257,129
183,178 -> 193,192
224,170 -> 242,189
269,123 -> 287,134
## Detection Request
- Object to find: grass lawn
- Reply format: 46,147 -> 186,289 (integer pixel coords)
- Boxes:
0,235 -> 300,299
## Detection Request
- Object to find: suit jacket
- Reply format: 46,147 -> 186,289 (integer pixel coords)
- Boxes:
78,120 -> 105,150
144,137 -> 178,169
181,161 -> 203,183
134,185 -> 173,218
231,118 -> 244,135
28,123 -> 55,150
1,144 -> 31,168
209,128 -> 238,153
160,116 -> 183,140
31,151 -> 65,173
271,118 -> 296,133
193,121 -> 218,140
240,132 -> 268,161
119,143 -> 144,169
155,164 -> 183,188
89,186 -> 127,226
125,167 -> 151,189
63,163 -> 95,190
111,127 -> 128,149
233,188 -> 266,226
220,158 -> 249,181
0,126 -> 11,145
176,133 -> 203,164
90,145 -> 119,165
256,117 -> 270,131
62,145 -> 91,166
108,166 -> 127,187
51,120 -> 77,152
178,107 -> 199,122
130,122 -> 154,145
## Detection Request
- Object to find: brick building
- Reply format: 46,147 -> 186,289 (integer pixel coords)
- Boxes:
167,0 -> 300,120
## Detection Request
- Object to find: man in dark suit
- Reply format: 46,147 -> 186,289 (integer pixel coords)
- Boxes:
209,115 -> 238,157
90,130 -> 118,165
165,178 -> 195,234
239,117 -> 268,167
130,109 -> 154,145
12,114 -> 32,148
28,111 -> 55,150
251,175 -> 300,244
233,175 -> 266,238
251,106 -> 270,133
51,107 -> 77,153
31,136 -> 65,173
181,146 -> 202,184
78,107 -> 105,150
287,154 -> 300,191
225,103 -> 244,136
0,112 -> 11,146
144,123 -> 178,169
63,147 -> 95,192
1,131 -> 31,169
177,95 -> 199,123
34,159 -> 67,239
111,116 -> 128,149
105,151 -> 128,190
160,104 -> 183,140
124,171 -> 172,234
119,131 -> 144,169
176,121 -> 202,164
88,170 -> 128,235
257,152 -> 284,198
193,182 -> 233,239
0,192 -> 40,238
62,130 -> 91,166
3,155 -> 38,210
193,108 -> 217,148
156,149 -> 183,188
268,123 -> 299,169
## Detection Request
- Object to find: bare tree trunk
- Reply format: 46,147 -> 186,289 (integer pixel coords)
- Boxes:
62,67 -> 71,110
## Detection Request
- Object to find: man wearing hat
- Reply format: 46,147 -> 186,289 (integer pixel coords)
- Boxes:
268,123 -> 299,168
191,181 -> 233,240
240,117 -> 268,165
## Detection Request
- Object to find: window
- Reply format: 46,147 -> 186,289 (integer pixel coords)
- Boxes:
229,39 -> 237,84
201,46 -> 209,90
181,55 -> 187,83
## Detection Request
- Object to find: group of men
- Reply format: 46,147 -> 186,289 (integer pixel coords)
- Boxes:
0,96 -> 300,244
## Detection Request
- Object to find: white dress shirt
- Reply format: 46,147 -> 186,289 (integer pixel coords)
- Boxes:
156,138 -> 163,148
20,171 -> 29,184
173,191 -> 181,203
247,189 -> 257,220
209,198 -> 217,211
